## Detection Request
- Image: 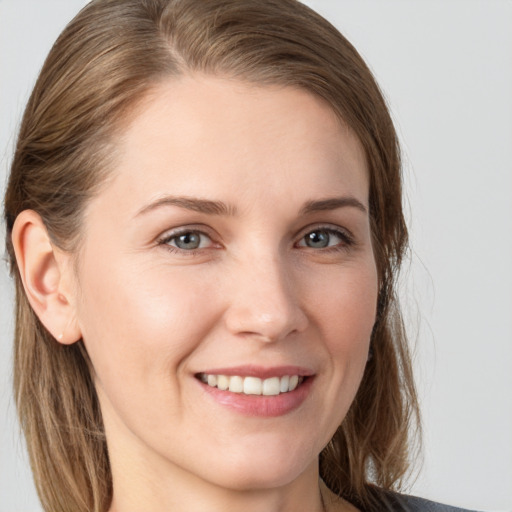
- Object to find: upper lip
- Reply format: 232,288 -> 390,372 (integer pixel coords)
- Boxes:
196,365 -> 314,379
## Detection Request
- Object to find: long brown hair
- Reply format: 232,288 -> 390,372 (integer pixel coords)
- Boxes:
3,1 -> 419,511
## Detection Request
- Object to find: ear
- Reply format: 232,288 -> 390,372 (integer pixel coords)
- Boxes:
11,210 -> 82,345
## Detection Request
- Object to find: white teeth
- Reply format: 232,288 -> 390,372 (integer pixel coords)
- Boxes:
200,374 -> 305,395
262,377 -> 280,396
228,375 -> 244,393
243,376 -> 262,395
217,375 -> 229,391
279,375 -> 290,393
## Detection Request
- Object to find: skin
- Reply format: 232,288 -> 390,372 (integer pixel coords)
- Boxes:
14,74 -> 378,512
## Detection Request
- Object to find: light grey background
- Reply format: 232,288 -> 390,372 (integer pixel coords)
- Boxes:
1,1 -> 511,511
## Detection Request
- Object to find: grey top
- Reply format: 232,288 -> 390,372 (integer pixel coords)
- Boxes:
364,491 -> 481,512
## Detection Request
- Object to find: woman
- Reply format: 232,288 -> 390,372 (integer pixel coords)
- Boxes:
2,1 -> 479,511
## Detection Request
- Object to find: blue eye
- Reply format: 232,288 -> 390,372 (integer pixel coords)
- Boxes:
298,228 -> 351,249
161,230 -> 212,251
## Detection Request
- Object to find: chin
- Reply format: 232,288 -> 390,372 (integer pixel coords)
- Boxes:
211,465 -> 306,491
199,441 -> 317,491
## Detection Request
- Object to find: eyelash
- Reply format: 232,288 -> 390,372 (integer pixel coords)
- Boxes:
157,227 -> 216,256
157,225 -> 355,256
295,225 -> 355,252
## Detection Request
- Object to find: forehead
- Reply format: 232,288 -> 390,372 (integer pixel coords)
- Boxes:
93,74 -> 369,216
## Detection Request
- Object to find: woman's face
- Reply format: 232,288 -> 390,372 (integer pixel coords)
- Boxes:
72,75 -> 378,490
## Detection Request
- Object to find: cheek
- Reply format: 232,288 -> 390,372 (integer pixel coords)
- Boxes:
306,260 -> 378,411
75,258 -> 220,391
309,260 -> 378,349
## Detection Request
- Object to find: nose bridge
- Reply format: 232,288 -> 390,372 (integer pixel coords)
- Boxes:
224,248 -> 307,342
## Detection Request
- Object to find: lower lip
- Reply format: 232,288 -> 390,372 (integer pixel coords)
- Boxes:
197,377 -> 314,417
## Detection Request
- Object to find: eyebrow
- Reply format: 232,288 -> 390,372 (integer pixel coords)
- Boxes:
135,196 -> 238,217
135,194 -> 367,218
299,197 -> 367,215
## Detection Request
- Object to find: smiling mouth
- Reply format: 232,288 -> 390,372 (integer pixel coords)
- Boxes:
196,373 -> 306,396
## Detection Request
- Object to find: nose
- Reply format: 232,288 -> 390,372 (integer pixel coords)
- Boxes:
223,253 -> 309,343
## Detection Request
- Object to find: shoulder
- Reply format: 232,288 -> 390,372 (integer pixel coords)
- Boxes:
373,490 -> 481,512
322,483 -> 481,512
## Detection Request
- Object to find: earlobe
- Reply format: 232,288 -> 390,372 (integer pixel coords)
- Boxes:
11,210 -> 82,345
